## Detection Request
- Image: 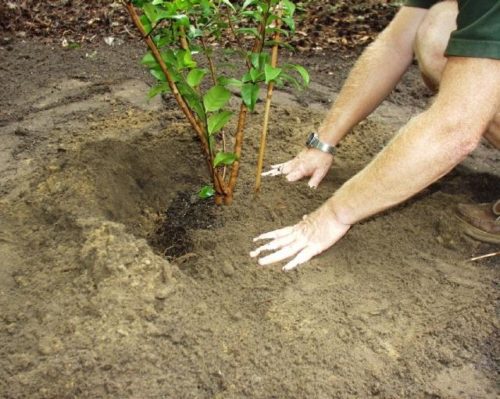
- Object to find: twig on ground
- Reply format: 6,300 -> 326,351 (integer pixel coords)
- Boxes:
468,252 -> 500,262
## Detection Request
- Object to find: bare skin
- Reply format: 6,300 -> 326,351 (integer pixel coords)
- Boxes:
251,4 -> 500,271
264,6 -> 428,188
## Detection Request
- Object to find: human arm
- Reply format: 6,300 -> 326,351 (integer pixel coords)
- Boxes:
252,56 -> 500,270
269,6 -> 429,188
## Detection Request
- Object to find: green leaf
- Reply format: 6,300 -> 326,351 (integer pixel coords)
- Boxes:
171,14 -> 189,26
242,0 -> 256,10
282,0 -> 296,17
282,16 -> 295,32
143,3 -> 171,24
250,52 -> 260,69
249,67 -> 262,83
242,71 -> 252,83
259,52 -> 270,66
218,77 -> 242,88
241,10 -> 261,20
186,68 -> 207,87
139,15 -> 152,35
241,83 -> 260,112
148,82 -> 170,98
178,82 -> 205,120
213,152 -> 238,168
198,185 -> 215,199
292,65 -> 310,86
188,25 -> 203,40
236,27 -> 260,38
154,31 -> 174,47
161,50 -> 177,67
203,85 -> 231,112
208,111 -> 233,135
141,52 -> 158,68
264,64 -> 282,84
220,0 -> 235,11
143,3 -> 159,23
150,68 -> 166,81
279,72 -> 301,89
175,50 -> 196,69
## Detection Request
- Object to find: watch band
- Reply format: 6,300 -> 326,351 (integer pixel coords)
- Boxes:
306,132 -> 336,156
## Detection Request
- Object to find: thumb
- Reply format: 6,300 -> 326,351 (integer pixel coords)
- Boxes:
307,167 -> 328,189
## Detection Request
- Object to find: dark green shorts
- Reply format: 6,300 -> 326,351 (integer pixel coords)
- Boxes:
405,0 -> 500,60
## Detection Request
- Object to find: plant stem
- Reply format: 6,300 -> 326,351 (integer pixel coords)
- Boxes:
253,1 -> 270,53
124,3 -> 205,146
224,1 -> 271,204
226,8 -> 251,69
123,1 -> 227,199
179,25 -> 189,50
200,35 -> 218,85
259,0 -> 273,51
225,102 -> 248,205
255,3 -> 282,192
195,26 -> 229,185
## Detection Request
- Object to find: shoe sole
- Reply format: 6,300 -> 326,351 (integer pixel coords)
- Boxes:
456,216 -> 500,245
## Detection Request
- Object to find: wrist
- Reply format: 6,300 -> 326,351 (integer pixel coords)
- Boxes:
325,196 -> 356,227
306,132 -> 337,156
318,124 -> 347,147
318,112 -> 353,146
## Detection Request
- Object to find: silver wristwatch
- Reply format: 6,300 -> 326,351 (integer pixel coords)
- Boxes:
305,132 -> 336,156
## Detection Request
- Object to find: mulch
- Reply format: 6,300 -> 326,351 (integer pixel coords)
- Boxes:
0,0 -> 398,52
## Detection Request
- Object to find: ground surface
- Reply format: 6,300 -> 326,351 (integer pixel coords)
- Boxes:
1,5 -> 500,399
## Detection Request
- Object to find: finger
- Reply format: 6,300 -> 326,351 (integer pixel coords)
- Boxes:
253,226 -> 295,242
250,232 -> 297,257
282,245 -> 320,272
258,240 -> 307,266
280,160 -> 295,175
285,168 -> 307,182
307,168 -> 328,189
261,169 -> 282,177
270,162 -> 286,169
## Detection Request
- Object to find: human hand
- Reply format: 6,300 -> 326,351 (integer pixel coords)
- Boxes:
261,148 -> 334,189
250,203 -> 351,271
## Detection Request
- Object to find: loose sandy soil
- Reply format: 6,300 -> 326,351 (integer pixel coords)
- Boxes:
0,39 -> 499,399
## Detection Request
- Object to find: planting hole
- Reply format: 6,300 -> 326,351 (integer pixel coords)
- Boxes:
150,191 -> 222,258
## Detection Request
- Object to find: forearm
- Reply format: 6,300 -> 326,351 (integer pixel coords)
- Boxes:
319,7 -> 428,146
327,57 -> 500,225
319,43 -> 412,145
328,111 -> 474,224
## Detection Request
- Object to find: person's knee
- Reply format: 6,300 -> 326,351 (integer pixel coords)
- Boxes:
414,1 -> 457,90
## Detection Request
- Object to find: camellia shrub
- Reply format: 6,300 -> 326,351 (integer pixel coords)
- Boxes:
123,0 -> 309,204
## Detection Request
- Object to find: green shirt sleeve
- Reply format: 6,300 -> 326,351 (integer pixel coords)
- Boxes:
404,0 -> 439,8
